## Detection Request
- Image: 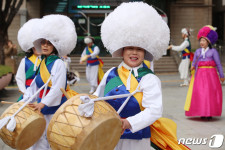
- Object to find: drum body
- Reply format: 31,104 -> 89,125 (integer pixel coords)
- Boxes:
0,102 -> 46,149
47,94 -> 122,150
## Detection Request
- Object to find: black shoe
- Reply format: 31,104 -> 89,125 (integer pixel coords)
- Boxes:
200,117 -> 206,120
207,117 -> 212,120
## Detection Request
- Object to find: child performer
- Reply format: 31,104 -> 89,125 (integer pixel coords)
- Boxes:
94,2 -> 170,150
168,28 -> 192,86
16,19 -> 42,101
185,25 -> 224,120
22,14 -> 77,150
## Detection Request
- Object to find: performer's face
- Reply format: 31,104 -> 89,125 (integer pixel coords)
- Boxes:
87,42 -> 93,47
41,39 -> 54,56
182,33 -> 187,39
199,38 -> 209,49
122,46 -> 145,68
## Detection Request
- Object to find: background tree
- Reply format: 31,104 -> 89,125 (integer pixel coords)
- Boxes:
0,0 -> 24,65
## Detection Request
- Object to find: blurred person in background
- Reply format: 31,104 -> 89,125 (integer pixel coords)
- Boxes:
168,28 -> 192,86
4,40 -> 17,84
80,36 -> 104,94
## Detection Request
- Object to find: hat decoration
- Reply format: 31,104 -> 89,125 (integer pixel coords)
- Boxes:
17,18 -> 41,52
197,25 -> 218,45
33,14 -> 77,56
101,2 -> 170,61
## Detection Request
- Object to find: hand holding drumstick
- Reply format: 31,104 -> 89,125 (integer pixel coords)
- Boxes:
120,118 -> 131,135
28,103 -> 45,113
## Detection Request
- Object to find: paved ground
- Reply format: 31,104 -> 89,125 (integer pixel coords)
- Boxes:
0,73 -> 225,150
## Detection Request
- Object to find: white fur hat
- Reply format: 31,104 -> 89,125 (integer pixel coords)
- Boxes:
84,37 -> 93,44
181,28 -> 189,36
101,2 -> 170,61
33,14 -> 77,56
17,18 -> 41,52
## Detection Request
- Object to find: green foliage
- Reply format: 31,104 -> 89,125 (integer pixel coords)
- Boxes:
17,51 -> 26,56
191,49 -> 197,52
0,65 -> 12,77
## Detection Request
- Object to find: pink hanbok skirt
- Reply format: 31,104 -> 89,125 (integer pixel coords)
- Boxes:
185,61 -> 223,117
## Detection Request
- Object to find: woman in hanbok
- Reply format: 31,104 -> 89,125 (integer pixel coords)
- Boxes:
185,25 -> 224,120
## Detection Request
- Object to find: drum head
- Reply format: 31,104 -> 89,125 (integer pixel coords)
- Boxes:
16,113 -> 46,149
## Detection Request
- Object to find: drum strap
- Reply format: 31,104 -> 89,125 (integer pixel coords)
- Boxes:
40,58 -> 53,87
117,65 -> 153,111
143,60 -> 151,68
30,54 -> 41,71
117,66 -> 144,111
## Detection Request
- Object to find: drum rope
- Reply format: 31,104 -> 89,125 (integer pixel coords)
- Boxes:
49,117 -> 74,148
63,108 -> 80,134
48,139 -> 71,148
70,104 -> 85,128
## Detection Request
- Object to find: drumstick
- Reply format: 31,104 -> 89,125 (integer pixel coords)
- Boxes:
60,88 -> 71,99
1,101 -> 15,104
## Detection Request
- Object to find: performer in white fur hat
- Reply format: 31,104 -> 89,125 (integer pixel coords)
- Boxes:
94,2 -> 169,150
16,18 -> 42,101
21,14 -> 77,150
80,36 -> 104,94
168,28 -> 192,86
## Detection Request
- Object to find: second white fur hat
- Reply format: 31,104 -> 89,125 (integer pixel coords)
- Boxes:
181,28 -> 189,36
33,14 -> 77,56
18,18 -> 41,52
101,2 -> 170,61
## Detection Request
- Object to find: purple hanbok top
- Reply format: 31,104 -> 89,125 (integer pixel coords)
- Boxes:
192,48 -> 224,78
